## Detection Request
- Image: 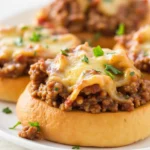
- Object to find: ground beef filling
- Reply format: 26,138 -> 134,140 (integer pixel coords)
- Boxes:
41,0 -> 148,35
0,56 -> 39,78
19,126 -> 42,140
29,60 -> 150,113
135,57 -> 150,73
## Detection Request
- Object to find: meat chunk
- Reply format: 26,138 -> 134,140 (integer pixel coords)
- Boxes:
18,126 -> 42,140
29,60 -> 68,107
81,84 -> 101,95
135,57 -> 150,73
0,56 -> 38,78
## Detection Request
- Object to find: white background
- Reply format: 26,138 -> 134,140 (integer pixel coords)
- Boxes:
0,0 -> 50,21
0,0 -> 50,149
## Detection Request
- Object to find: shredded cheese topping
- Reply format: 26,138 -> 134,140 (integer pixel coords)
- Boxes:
127,25 -> 150,60
0,25 -> 80,61
46,43 -> 141,103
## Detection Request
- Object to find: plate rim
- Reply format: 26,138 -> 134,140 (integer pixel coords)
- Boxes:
0,130 -> 69,150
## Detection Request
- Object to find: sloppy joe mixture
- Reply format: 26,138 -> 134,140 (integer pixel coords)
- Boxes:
18,126 -> 41,140
29,43 -> 150,113
37,0 -> 148,35
116,25 -> 150,73
0,25 -> 80,78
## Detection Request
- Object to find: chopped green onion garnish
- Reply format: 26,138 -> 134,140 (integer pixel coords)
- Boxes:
104,70 -> 115,79
14,37 -> 23,46
9,121 -> 21,129
116,23 -> 125,36
82,55 -> 89,64
130,71 -> 135,76
2,107 -> 12,114
63,48 -> 69,51
54,87 -> 59,91
61,49 -> 68,56
29,122 -> 40,131
93,45 -> 104,57
105,64 -> 123,75
30,32 -> 42,42
72,146 -> 80,149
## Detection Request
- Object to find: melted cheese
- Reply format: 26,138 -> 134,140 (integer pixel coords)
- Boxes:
98,0 -> 129,16
75,0 -> 130,16
127,25 -> 150,60
46,43 -> 141,103
0,25 -> 80,61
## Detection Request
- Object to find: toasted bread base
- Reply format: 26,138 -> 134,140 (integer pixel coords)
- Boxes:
0,76 -> 29,102
142,73 -> 150,80
74,32 -> 115,48
17,83 -> 150,147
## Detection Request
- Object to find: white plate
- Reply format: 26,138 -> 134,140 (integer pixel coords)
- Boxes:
1,101 -> 150,150
0,5 -> 150,150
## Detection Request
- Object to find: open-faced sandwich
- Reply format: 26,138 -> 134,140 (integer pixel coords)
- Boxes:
17,43 -> 150,147
36,0 -> 150,48
0,25 -> 80,102
115,25 -> 150,80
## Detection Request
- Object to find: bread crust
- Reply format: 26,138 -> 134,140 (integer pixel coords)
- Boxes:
74,32 -> 115,48
17,83 -> 150,147
0,76 -> 29,102
142,73 -> 150,81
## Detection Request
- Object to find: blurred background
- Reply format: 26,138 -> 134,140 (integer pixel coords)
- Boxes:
0,0 -> 50,21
